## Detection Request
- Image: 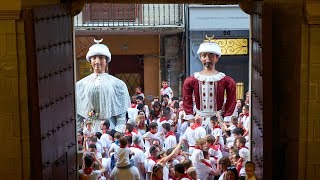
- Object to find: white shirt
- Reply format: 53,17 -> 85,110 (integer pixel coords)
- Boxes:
100,133 -> 112,154
195,159 -> 213,180
163,134 -> 177,152
182,126 -> 206,147
239,147 -> 250,176
142,131 -> 161,152
190,148 -> 204,166
160,87 -> 173,99
79,169 -> 102,180
145,158 -> 156,180
130,146 -> 146,180
212,127 -> 224,147
110,166 -> 140,180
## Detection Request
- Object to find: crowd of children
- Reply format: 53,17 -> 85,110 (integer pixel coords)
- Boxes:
78,82 -> 257,180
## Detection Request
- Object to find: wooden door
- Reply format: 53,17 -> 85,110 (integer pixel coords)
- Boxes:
249,1 -> 272,179
24,4 -> 77,179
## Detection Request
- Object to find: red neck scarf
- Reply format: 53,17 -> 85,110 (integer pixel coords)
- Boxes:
120,144 -> 126,148
132,144 -> 143,151
154,175 -> 164,180
202,160 -> 212,168
195,146 -> 201,150
208,144 -> 219,151
124,132 -> 132,137
131,103 -> 137,108
165,131 -> 175,138
214,124 -> 221,129
190,122 -> 201,130
83,167 -> 93,175
160,117 -> 168,122
148,156 -> 158,162
162,86 -> 168,90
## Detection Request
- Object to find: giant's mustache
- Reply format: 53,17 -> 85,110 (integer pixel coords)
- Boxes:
204,62 -> 213,68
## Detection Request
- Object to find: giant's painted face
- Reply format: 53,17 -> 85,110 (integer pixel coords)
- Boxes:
90,55 -> 107,74
200,52 -> 219,69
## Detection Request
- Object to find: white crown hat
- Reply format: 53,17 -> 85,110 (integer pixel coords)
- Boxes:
86,38 -> 112,63
197,35 -> 222,57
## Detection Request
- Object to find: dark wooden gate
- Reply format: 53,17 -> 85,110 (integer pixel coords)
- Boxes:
24,4 -> 77,179
249,1 -> 272,179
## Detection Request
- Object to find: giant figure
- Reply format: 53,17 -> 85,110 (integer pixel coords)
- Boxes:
76,39 -> 131,132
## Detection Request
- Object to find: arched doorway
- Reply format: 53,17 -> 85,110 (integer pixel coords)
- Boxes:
23,0 -> 272,179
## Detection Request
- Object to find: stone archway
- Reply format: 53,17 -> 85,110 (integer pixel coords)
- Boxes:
23,0 -> 272,179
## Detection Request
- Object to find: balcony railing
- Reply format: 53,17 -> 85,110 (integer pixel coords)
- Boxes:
74,4 -> 184,28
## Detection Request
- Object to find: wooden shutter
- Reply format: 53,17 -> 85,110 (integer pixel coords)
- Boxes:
24,4 -> 77,179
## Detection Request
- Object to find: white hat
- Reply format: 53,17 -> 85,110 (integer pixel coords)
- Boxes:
197,35 -> 222,57
86,38 -> 112,63
197,42 -> 222,57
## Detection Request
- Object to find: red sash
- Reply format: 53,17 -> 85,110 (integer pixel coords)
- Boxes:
202,160 -> 213,168
165,131 -> 175,138
190,123 -> 201,130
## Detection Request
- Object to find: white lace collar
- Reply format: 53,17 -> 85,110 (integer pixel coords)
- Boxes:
194,72 -> 226,82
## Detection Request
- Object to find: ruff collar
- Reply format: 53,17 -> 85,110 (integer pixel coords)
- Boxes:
194,72 -> 225,82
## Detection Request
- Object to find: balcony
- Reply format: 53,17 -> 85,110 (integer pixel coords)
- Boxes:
74,4 -> 185,34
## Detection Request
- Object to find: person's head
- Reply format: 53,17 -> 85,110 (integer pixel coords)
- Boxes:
186,167 -> 197,180
162,107 -> 172,118
245,161 -> 256,178
194,115 -> 203,125
182,159 -> 193,169
219,157 -> 232,171
119,136 -> 128,148
225,130 -> 231,138
229,146 -> 239,157
162,123 -> 171,134
136,96 -> 144,104
89,136 -> 97,144
210,115 -> 218,126
85,120 -> 93,129
149,122 -> 158,134
157,150 -> 166,159
174,163 -> 185,176
95,132 -> 102,139
135,87 -> 142,94
151,138 -> 161,148
83,154 -> 95,168
131,95 -> 137,104
232,127 -> 244,139
126,135 -> 132,146
226,166 -> 239,180
88,143 -> 97,153
125,123 -> 134,133
231,116 -> 238,126
102,120 -> 110,133
162,94 -> 170,103
205,134 -> 215,146
161,80 -> 169,88
236,99 -> 244,108
230,154 -> 240,164
152,101 -> 162,111
77,131 -> 83,142
235,137 -> 246,148
86,39 -> 111,74
114,132 -> 121,140
149,145 -> 160,157
197,37 -> 221,70
132,135 -> 142,145
242,104 -> 249,113
153,164 -> 164,178
195,138 -> 205,149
